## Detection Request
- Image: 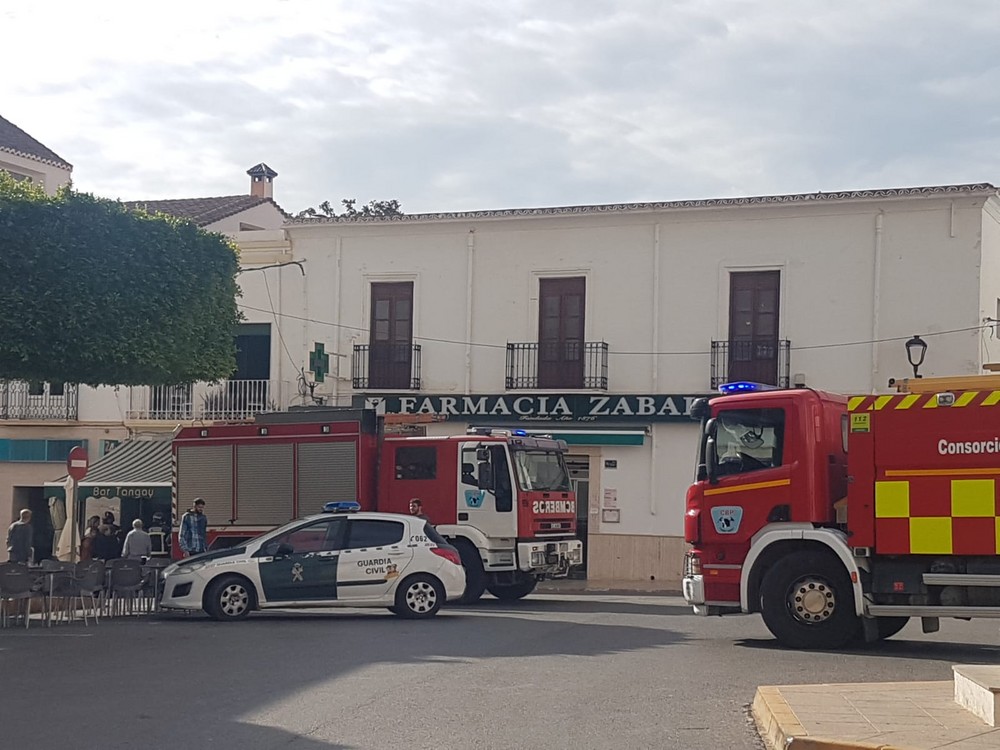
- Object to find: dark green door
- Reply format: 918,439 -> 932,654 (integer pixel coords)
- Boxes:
258,518 -> 344,603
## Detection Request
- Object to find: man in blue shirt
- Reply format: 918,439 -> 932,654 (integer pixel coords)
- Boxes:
179,498 -> 208,557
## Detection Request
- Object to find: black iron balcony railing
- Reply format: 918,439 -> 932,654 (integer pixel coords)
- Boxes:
506,341 -> 609,390
711,339 -> 791,389
0,380 -> 79,420
353,343 -> 422,390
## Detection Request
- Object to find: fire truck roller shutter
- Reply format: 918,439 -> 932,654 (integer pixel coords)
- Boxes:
237,443 -> 294,525
176,445 -> 233,518
298,442 -> 358,517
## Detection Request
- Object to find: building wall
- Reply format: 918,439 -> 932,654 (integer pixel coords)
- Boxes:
206,202 -> 287,234
0,152 -> 71,195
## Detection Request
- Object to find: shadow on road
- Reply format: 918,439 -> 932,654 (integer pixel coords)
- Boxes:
450,597 -> 691,617
1,603 -> 687,749
736,635 -> 1000,663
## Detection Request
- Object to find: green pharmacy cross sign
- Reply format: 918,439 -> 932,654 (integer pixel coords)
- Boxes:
309,342 -> 330,383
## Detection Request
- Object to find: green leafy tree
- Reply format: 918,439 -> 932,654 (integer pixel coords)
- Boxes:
296,198 -> 403,219
0,172 -> 241,386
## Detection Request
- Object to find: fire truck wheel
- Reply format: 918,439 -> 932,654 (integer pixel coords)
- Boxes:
392,574 -> 444,618
454,541 -> 487,604
204,575 -> 256,621
760,552 -> 860,650
486,577 -> 537,601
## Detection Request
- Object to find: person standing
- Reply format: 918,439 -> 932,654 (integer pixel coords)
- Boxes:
6,508 -> 33,564
121,519 -> 153,560
179,498 -> 208,557
408,498 -> 430,522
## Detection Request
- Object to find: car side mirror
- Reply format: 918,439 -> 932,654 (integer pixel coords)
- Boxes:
276,542 -> 294,557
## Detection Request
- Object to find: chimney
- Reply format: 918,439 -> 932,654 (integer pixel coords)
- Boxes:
247,162 -> 277,199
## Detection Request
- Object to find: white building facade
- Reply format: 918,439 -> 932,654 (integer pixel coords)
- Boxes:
229,183 -> 1000,588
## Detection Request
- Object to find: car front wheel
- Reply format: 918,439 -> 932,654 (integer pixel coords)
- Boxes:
393,574 -> 444,619
204,575 -> 255,621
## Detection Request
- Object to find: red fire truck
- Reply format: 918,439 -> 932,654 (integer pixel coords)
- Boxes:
171,408 -> 582,602
682,375 -> 1000,649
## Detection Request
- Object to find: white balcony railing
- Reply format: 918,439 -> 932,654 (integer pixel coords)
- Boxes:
127,379 -> 293,421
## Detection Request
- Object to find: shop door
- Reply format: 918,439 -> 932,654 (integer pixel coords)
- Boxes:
728,271 -> 780,385
566,455 -> 590,578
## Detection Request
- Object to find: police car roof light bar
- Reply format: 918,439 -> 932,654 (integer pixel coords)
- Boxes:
323,501 -> 361,513
718,381 -> 780,395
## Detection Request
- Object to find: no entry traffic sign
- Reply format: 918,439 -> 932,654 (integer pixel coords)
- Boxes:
67,446 -> 89,481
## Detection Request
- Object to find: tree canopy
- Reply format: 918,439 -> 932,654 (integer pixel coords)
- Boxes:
296,198 -> 404,219
0,173 -> 241,386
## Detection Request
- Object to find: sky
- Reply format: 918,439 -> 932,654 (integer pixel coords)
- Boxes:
3,0 -> 1000,216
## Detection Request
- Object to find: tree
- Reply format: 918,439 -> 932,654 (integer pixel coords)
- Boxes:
0,172 -> 241,386
296,198 -> 404,219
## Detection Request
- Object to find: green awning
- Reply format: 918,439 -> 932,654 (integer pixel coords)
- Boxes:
46,439 -> 173,487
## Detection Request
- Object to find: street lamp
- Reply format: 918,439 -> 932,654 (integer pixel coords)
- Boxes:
905,335 -> 927,378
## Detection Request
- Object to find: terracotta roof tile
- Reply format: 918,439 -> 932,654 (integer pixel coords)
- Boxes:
0,114 -> 72,169
125,195 -> 291,227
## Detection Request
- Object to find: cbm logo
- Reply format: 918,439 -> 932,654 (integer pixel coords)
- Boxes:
710,506 -> 743,535
464,490 -> 486,508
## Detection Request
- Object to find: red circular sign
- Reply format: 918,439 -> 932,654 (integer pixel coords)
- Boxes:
67,446 -> 89,481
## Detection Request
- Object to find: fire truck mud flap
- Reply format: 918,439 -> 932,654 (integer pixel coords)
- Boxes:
517,539 -> 583,576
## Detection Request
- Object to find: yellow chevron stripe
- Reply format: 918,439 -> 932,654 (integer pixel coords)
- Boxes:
954,391 -> 977,408
704,478 -> 791,496
896,394 -> 921,410
848,396 -> 866,412
983,391 -> 1000,406
923,397 -> 938,409
873,395 -> 895,411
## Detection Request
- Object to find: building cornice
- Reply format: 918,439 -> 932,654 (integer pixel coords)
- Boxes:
287,183 -> 999,227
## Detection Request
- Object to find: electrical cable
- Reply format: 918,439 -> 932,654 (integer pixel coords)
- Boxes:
237,303 -> 996,358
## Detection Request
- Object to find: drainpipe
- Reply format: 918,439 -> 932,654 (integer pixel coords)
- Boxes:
333,236 -> 343,405
465,229 -> 475,394
650,224 -> 661,515
871,212 -> 883,391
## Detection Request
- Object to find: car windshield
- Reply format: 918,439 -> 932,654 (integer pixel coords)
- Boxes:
512,450 -> 571,492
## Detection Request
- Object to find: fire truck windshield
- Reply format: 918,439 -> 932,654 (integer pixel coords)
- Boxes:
512,450 -> 571,492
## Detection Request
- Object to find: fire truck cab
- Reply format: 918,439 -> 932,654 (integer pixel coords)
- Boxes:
683,377 -> 1000,650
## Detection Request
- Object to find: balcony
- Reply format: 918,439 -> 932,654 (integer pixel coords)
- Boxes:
711,339 -> 791,389
127,379 -> 291,421
353,343 -> 422,390
506,341 -> 609,390
0,380 -> 78,420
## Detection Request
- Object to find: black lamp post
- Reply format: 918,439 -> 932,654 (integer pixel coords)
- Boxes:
905,335 -> 927,378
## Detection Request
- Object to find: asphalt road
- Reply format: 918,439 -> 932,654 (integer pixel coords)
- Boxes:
2,594 -> 999,750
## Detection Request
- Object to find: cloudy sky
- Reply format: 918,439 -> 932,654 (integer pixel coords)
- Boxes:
4,1 -> 1000,215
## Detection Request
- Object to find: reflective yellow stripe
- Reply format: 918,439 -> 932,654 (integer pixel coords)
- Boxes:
847,396 -> 866,412
923,397 -> 938,409
885,468 -> 1000,477
954,391 -> 977,408
873,396 -> 894,410
896,395 -> 921,410
983,391 -> 1000,406
704,478 -> 791,496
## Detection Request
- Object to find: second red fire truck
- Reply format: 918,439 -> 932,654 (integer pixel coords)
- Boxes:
172,408 -> 583,602
683,375 -> 1000,649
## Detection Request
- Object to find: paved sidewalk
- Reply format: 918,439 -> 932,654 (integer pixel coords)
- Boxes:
753,680 -> 1000,749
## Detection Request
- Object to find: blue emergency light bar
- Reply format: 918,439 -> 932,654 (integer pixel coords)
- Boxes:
323,501 -> 361,513
718,381 -> 780,395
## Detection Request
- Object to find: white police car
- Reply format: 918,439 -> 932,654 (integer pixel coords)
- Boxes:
159,502 -> 466,620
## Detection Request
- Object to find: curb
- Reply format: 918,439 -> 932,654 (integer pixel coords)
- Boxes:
751,687 -> 910,750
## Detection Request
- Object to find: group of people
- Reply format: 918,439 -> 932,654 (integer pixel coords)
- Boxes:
80,512 -> 156,562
